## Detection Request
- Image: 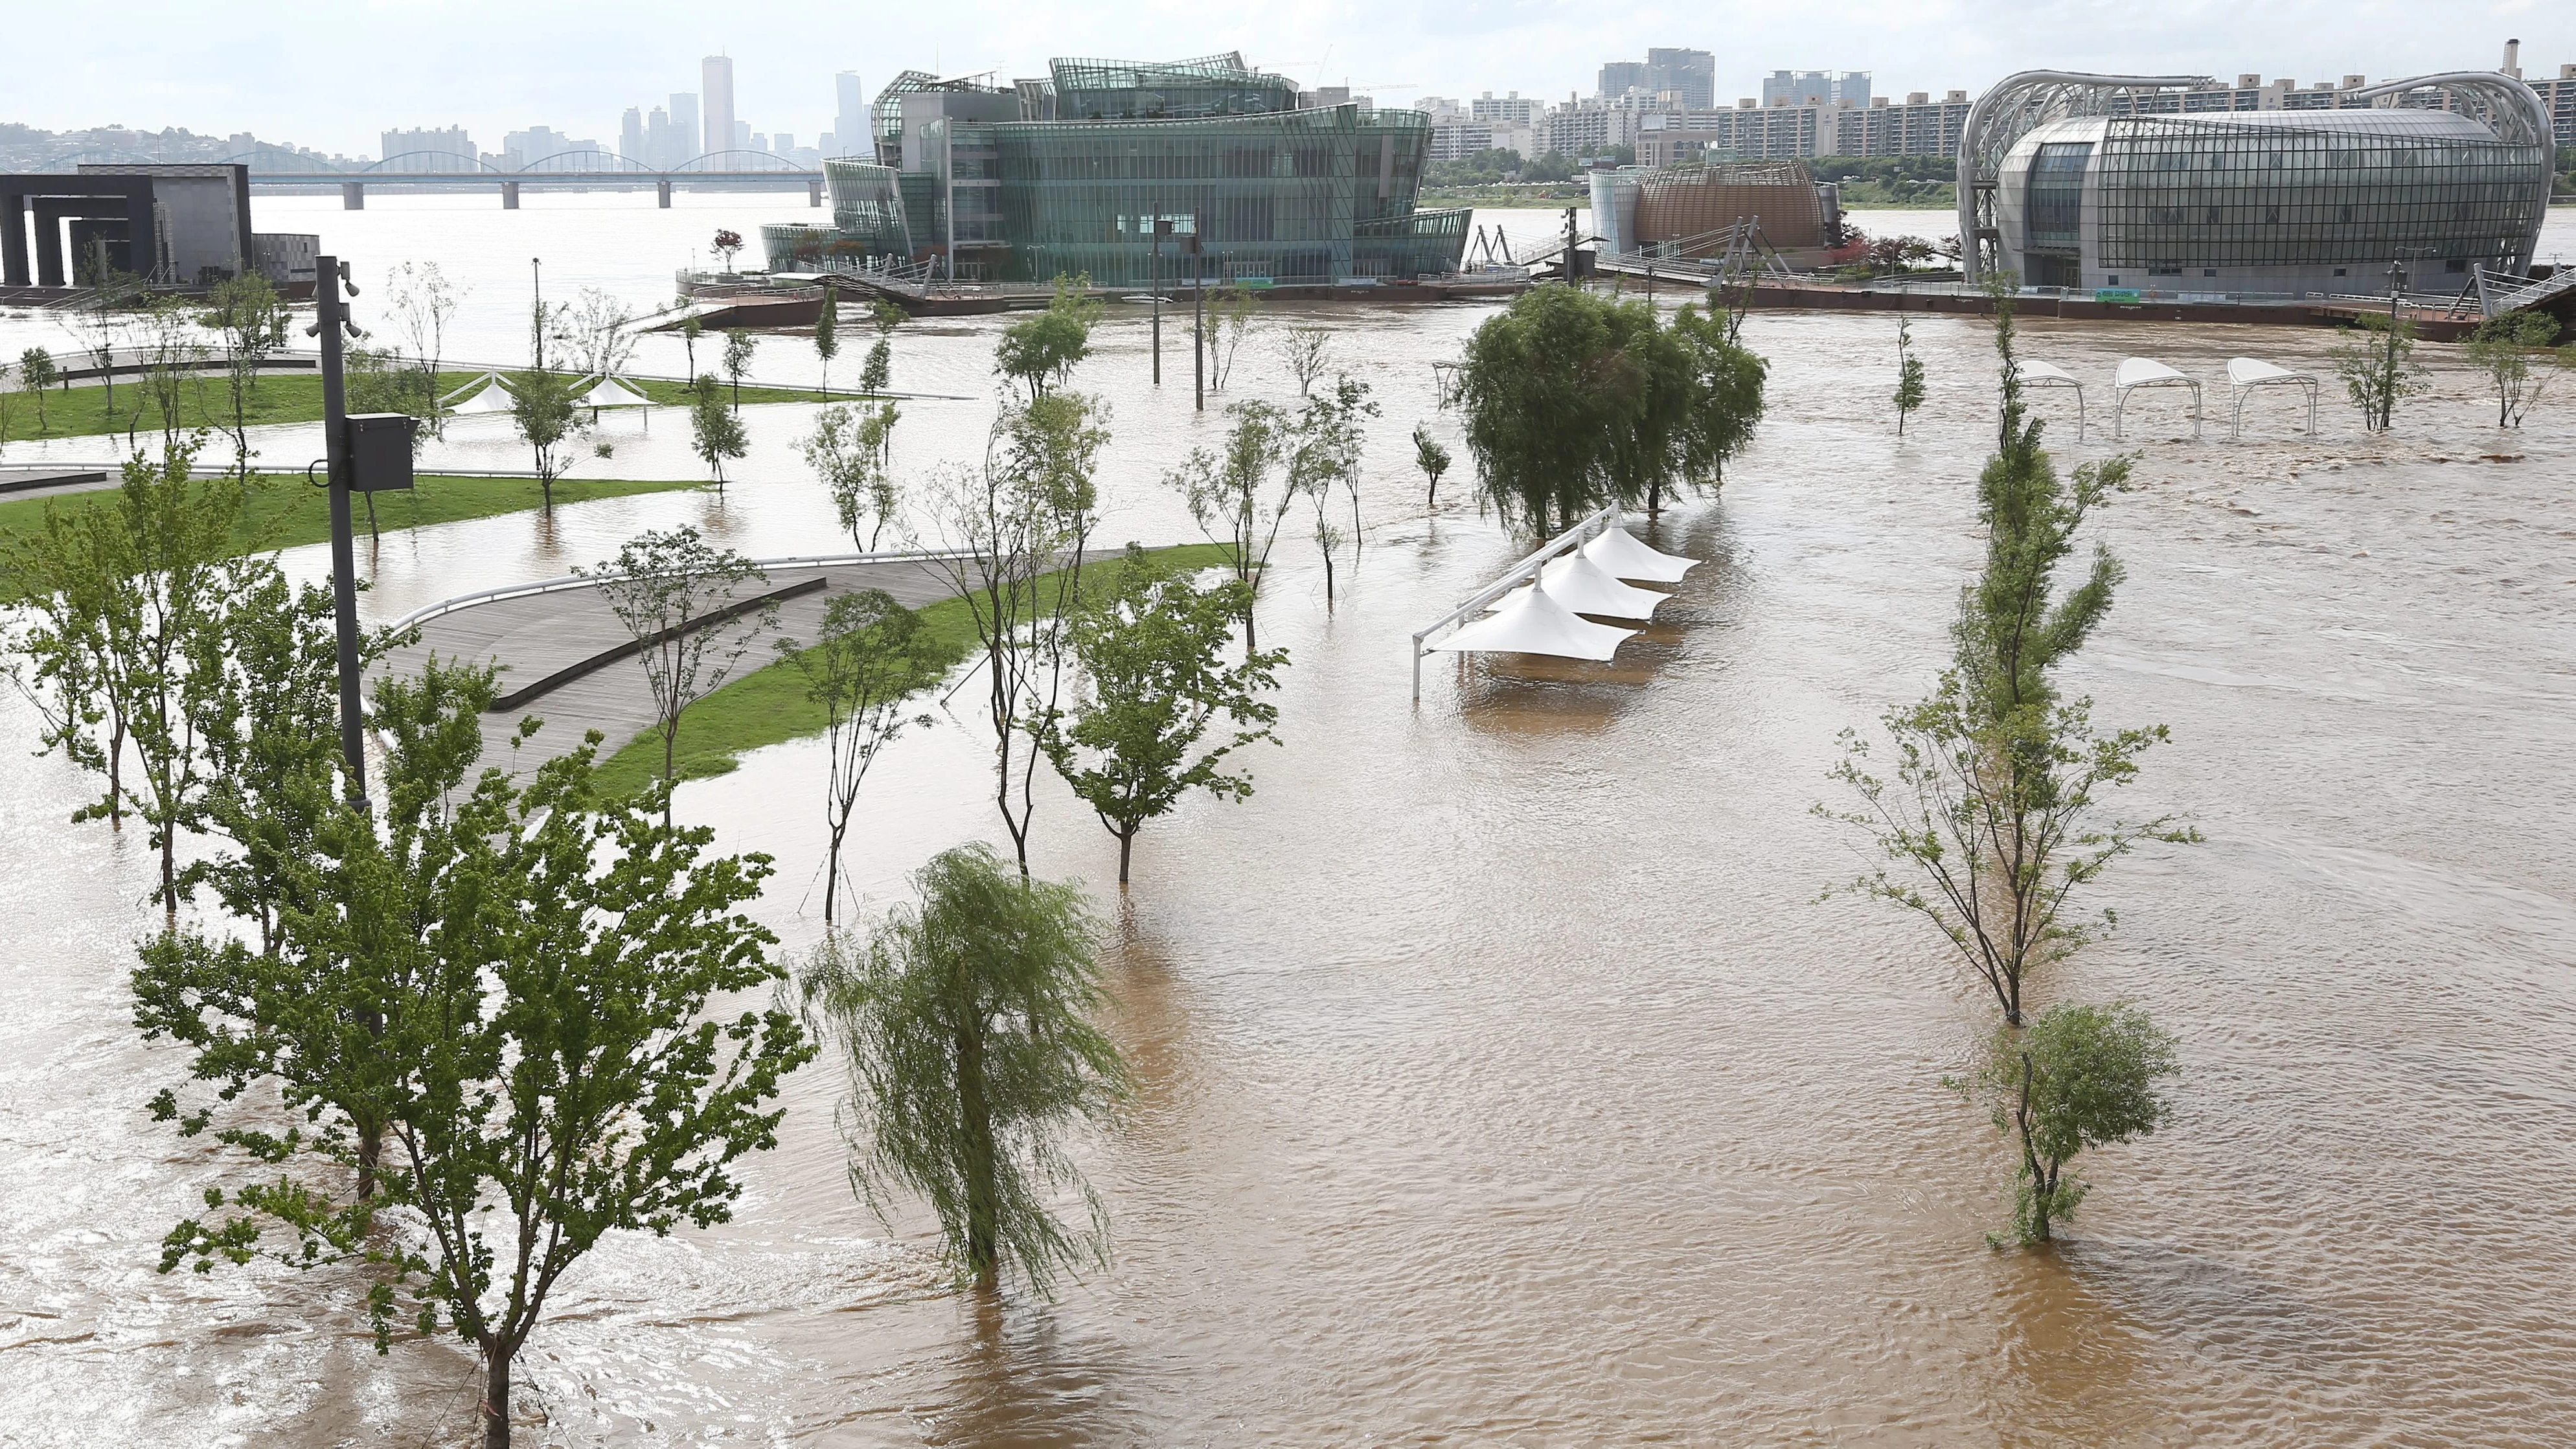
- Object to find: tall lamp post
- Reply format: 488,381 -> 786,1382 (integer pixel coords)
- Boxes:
1150,218 -> 1168,385
313,254 -> 417,812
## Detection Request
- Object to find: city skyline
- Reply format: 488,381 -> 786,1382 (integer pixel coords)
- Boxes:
5,1 -> 2568,159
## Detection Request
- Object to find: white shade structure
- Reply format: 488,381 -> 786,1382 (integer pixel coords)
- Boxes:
2222,356 -> 2317,439
1489,552 -> 1669,621
576,374 -> 652,411
440,372 -> 516,415
2112,357 -> 2201,439
1581,524 -> 1698,583
2020,358 -> 2088,441
1433,576 -> 1639,661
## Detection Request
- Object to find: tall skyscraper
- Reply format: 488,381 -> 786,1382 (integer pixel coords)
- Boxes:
669,93 -> 698,161
646,107 -> 672,168
1644,48 -> 1715,109
835,71 -> 865,156
1599,60 -> 1647,98
619,107 -> 644,163
701,56 -> 735,155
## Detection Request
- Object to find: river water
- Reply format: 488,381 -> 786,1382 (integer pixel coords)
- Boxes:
3,196 -> 2575,1446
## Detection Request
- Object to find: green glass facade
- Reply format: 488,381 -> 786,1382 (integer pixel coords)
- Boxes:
786,56 -> 1470,286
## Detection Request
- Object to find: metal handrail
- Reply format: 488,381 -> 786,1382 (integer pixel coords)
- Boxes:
1410,504 -> 1623,701
383,545 -> 977,637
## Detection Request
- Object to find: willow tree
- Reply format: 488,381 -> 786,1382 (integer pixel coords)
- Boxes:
803,842 -> 1130,1292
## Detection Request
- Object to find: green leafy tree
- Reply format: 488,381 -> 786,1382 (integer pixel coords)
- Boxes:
2462,311 -> 2562,428
994,274 -> 1103,402
1037,546 -> 1286,884
507,367 -> 584,510
1648,301 -> 1769,510
801,402 -> 901,549
1165,400 -> 1292,650
779,589 -> 939,924
1411,422 -> 1452,510
1893,315 -> 1928,435
18,346 -> 59,434
133,295 -> 208,454
802,842 -> 1131,1292
1450,284 -> 1644,534
1,436 -> 250,921
1277,325 -> 1332,397
1285,376 -> 1378,605
589,526 -> 772,822
1823,283 -> 2193,1025
723,327 -> 757,409
1954,1001 -> 2180,1244
160,722 -> 810,1449
689,372 -> 749,490
1208,282 -> 1260,391
197,271 -> 289,477
860,337 -> 892,394
814,286 -> 841,393
680,312 -> 703,378
2331,312 -> 2428,431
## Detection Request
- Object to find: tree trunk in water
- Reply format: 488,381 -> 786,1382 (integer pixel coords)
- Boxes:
1320,543 -> 1334,607
161,836 -> 177,926
1118,827 -> 1134,885
482,1341 -> 514,1449
108,724 -> 126,829
822,828 -> 845,925
957,1023 -> 1000,1288
355,1123 -> 382,1201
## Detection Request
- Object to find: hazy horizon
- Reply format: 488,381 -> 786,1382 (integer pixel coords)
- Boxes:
6,1 -> 2568,159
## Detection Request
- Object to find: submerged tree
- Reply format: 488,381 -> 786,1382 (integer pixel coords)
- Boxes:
803,842 -> 1131,1292
2462,311 -> 2562,428
814,285 -> 841,394
1037,547 -> 1285,884
1278,325 -> 1332,396
1208,281 -> 1260,391
1893,314 -> 1928,435
1954,1001 -> 2180,1244
802,402 -> 902,549
507,368 -> 583,510
689,372 -> 749,491
1286,375 -> 1377,605
994,274 -> 1102,402
590,527 -> 773,821
1823,283 -> 2193,1026
1411,421 -> 1452,510
780,589 -> 939,924
723,327 -> 757,409
1165,399 -> 1293,651
2331,312 -> 2428,431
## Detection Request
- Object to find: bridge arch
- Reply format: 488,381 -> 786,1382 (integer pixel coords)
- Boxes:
512,149 -> 657,175
365,150 -> 505,174
671,149 -> 808,174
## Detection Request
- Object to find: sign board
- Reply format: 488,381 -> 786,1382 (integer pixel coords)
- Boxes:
2095,288 -> 2143,304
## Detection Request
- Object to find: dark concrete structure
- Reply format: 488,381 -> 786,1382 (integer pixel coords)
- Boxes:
1,163 -> 258,288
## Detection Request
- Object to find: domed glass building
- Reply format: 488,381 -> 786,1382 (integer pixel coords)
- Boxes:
1960,71 -> 2555,298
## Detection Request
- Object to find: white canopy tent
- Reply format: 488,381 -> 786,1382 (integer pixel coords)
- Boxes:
1432,577 -> 1639,662
2112,357 -> 2201,440
2223,357 -> 2317,440
2020,358 -> 2088,441
576,374 -> 652,411
1487,552 -> 1669,621
439,371 -> 516,416
1582,524 -> 1698,583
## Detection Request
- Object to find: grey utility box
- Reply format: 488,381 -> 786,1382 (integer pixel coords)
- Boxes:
343,413 -> 417,492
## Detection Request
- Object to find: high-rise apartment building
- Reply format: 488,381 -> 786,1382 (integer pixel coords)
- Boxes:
1599,61 -> 1647,98
619,108 -> 644,163
835,71 -> 867,155
645,107 -> 674,168
1645,49 -> 1715,109
1762,70 -> 1871,108
669,93 -> 699,161
379,125 -> 476,170
702,56 -> 736,155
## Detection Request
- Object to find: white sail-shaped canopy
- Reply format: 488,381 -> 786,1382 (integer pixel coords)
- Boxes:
441,372 -> 516,415
1581,525 -> 1697,583
1434,578 -> 1638,661
1488,551 -> 1668,621
576,374 -> 652,410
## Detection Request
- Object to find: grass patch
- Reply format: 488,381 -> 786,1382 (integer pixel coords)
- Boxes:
0,471 -> 707,581
0,369 -> 872,444
589,542 -> 1237,798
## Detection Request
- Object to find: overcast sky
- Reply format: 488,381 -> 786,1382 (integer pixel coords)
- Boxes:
10,1 -> 2568,157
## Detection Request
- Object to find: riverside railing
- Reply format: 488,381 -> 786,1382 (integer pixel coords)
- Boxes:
383,545 -> 978,637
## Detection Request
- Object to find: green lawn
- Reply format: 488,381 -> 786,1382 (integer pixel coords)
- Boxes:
0,471 -> 708,580
0,369 -> 879,444
591,542 -> 1237,797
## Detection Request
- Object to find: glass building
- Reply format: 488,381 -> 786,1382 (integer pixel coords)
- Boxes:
762,53 -> 1468,286
1963,70 -> 2555,296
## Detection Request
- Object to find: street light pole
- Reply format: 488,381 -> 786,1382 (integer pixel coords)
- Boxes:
1191,231 -> 1205,412
1151,219 -> 1165,386
315,254 -> 369,810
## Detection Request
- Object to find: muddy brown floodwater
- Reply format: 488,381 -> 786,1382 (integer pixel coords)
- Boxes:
5,283 -> 2575,1448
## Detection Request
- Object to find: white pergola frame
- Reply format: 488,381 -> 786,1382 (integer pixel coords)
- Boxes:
2112,358 -> 2200,440
2019,359 -> 2087,441
2223,358 -> 2318,440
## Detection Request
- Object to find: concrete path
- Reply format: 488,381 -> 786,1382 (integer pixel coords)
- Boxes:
380,558 -> 964,772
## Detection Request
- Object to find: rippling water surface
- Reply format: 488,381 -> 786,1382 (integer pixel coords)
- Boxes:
4,197 -> 2575,1447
